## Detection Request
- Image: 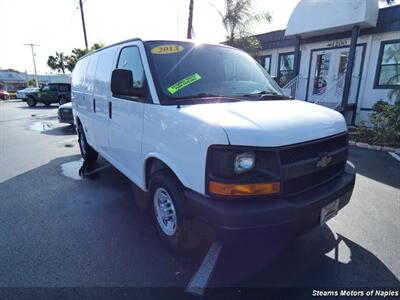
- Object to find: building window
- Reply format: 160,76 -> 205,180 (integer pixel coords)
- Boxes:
256,55 -> 271,74
277,52 -> 294,87
374,39 -> 400,89
313,53 -> 330,95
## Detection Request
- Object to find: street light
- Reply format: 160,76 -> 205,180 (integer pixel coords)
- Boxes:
24,43 -> 40,88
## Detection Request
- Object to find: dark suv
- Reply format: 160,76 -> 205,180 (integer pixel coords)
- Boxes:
25,83 -> 71,107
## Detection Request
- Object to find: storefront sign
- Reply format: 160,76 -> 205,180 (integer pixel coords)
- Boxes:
327,40 -> 348,48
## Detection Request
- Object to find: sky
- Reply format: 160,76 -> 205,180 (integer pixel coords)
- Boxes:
0,0 -> 393,75
0,0 -> 302,75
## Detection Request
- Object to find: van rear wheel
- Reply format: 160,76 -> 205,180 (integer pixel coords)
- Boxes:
77,125 -> 98,165
149,170 -> 199,253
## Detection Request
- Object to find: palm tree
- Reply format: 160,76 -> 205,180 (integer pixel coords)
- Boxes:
47,52 -> 69,74
212,0 -> 272,46
187,0 -> 194,39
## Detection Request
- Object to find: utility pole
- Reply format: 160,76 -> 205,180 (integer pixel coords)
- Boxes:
24,43 -> 39,88
79,0 -> 88,50
187,0 -> 194,39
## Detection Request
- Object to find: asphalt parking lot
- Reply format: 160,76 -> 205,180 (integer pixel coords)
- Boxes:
0,100 -> 399,298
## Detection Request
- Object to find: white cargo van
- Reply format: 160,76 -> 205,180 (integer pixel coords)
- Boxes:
72,39 -> 355,252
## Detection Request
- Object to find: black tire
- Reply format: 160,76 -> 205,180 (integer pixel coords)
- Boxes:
59,97 -> 68,105
149,170 -> 199,253
77,124 -> 98,165
27,97 -> 36,107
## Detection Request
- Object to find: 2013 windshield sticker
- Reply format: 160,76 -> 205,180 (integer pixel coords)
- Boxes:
167,73 -> 202,94
151,45 -> 184,54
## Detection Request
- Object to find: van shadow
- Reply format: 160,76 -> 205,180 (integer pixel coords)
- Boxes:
40,124 -> 76,136
209,225 -> 399,288
19,104 -> 58,110
0,155 -> 207,287
348,147 -> 400,189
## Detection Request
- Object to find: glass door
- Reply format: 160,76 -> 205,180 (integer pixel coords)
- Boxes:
308,46 -> 363,106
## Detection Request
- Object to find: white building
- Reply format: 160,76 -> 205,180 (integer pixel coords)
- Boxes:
254,0 -> 399,125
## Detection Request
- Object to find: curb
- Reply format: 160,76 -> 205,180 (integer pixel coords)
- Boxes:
349,140 -> 400,154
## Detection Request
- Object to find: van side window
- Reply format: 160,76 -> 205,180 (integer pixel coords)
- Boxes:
94,47 -> 117,95
86,54 -> 99,93
117,47 -> 145,88
72,58 -> 89,89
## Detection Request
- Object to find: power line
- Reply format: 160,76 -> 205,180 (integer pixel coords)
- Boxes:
24,43 -> 40,88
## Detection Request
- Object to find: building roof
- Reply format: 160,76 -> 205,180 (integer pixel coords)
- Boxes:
0,70 -> 70,83
256,5 -> 400,50
0,71 -> 26,82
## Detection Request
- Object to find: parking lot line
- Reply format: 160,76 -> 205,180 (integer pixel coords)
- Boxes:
185,241 -> 222,296
388,152 -> 400,163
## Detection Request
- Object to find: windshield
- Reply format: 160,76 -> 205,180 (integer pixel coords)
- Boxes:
145,41 -> 284,104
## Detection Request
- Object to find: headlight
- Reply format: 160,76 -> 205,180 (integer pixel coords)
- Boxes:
234,151 -> 255,174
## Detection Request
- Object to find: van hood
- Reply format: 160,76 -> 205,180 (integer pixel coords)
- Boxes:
181,100 -> 347,147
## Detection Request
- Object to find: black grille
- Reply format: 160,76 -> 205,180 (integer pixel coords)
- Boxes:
279,134 -> 348,165
284,161 -> 345,195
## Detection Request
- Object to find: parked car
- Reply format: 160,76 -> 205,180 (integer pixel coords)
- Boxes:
25,83 -> 71,107
58,102 -> 73,124
72,39 -> 356,252
0,90 -> 10,100
7,90 -> 17,99
16,87 -> 39,99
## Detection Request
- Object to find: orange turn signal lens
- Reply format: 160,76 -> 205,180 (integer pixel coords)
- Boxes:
209,181 -> 280,196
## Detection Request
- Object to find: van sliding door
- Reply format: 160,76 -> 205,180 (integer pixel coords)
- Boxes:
92,47 -> 118,153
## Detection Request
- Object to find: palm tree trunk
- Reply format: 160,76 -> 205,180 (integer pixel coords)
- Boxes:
187,0 -> 194,39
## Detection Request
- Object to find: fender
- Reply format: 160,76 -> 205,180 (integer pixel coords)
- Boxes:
142,152 -> 188,192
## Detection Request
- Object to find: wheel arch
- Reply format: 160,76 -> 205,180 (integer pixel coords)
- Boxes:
144,155 -> 185,191
75,115 -> 82,128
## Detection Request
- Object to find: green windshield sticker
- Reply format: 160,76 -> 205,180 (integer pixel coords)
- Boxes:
167,73 -> 202,94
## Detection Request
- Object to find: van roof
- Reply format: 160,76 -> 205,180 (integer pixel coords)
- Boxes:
78,38 -> 233,61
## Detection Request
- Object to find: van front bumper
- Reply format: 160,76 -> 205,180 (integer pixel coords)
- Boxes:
184,162 -> 356,241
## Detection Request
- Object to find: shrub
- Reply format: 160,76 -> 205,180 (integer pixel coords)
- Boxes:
355,120 -> 367,135
369,100 -> 400,145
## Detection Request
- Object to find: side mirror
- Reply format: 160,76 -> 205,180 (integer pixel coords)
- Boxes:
111,69 -> 144,98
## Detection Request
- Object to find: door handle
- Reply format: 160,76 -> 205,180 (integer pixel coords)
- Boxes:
108,101 -> 112,119
93,98 -> 96,113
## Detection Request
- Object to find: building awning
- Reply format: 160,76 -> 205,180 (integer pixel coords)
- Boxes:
285,0 -> 379,38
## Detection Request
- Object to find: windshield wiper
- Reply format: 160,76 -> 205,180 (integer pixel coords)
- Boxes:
172,93 -> 228,100
240,91 -> 291,100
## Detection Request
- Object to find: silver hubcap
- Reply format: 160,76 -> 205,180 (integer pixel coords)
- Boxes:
153,187 -> 177,236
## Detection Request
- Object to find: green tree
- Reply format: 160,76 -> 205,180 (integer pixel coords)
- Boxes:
27,78 -> 37,87
47,52 -> 69,74
212,0 -> 272,55
383,0 -> 395,4
66,42 -> 105,72
3,68 -> 22,73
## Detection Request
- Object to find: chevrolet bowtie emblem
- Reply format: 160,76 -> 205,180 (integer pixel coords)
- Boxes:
316,153 -> 332,168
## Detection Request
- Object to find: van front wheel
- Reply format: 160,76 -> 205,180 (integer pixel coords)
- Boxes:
77,125 -> 98,165
149,170 -> 198,253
